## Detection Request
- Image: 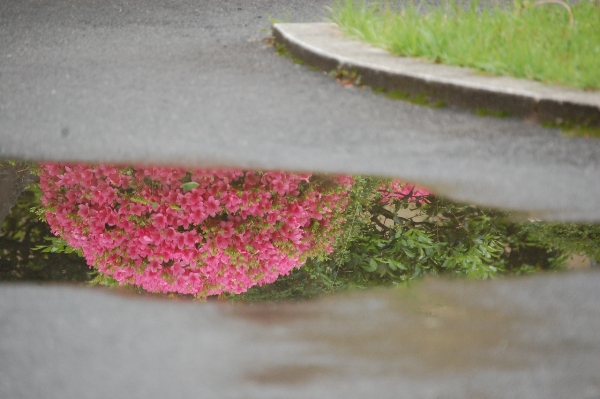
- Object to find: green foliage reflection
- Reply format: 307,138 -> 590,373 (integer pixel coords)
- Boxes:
0,185 -> 91,282
1,175 -> 598,300
232,177 -> 599,302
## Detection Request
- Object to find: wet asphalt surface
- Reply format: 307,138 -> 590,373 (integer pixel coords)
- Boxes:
1,0 -> 600,220
2,272 -> 600,399
1,2 -> 600,398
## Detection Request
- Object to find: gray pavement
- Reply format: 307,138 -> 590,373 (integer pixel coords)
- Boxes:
2,271 -> 600,399
2,2 -> 600,398
1,0 -> 600,220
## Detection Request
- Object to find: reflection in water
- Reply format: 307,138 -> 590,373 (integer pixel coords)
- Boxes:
39,164 -> 352,296
0,181 -> 90,282
1,161 -> 599,300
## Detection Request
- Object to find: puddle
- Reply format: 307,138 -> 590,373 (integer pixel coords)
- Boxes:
2,159 -> 600,398
1,160 -> 598,301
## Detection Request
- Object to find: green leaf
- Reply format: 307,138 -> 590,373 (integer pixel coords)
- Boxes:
404,249 -> 415,258
361,258 -> 378,272
387,260 -> 397,270
180,182 -> 200,193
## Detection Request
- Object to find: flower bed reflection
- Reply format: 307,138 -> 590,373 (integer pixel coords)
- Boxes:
14,161 -> 596,302
39,164 -> 352,296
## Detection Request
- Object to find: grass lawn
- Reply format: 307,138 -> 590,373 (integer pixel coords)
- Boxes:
330,0 -> 600,91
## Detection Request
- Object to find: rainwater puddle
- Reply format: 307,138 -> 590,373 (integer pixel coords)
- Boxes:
1,160 -> 598,302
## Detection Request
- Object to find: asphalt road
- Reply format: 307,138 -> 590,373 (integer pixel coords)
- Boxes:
1,3 -> 600,398
2,271 -> 600,399
1,0 -> 599,221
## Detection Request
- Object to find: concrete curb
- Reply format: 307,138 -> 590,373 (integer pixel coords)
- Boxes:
273,22 -> 600,127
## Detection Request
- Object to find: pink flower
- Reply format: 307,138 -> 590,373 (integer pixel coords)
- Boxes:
205,196 -> 221,216
151,213 -> 167,230
271,179 -> 288,195
38,163 -> 351,297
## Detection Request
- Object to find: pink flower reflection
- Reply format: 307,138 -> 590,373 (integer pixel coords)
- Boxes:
39,164 -> 352,297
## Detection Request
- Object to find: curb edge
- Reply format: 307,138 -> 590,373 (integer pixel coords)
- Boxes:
273,22 -> 600,128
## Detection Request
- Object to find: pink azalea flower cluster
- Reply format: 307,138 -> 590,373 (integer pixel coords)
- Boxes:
379,180 -> 430,204
39,163 -> 352,296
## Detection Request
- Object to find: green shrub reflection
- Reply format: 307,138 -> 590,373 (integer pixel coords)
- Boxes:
0,185 -> 90,282
1,173 -> 598,300
232,177 -> 599,302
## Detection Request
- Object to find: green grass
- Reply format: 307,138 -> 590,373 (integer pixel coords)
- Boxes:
330,0 -> 600,91
373,86 -> 448,107
543,120 -> 600,137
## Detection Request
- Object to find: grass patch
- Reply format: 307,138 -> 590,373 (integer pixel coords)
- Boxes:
328,67 -> 448,107
272,39 -> 305,65
270,37 -> 323,71
562,126 -> 600,138
543,120 -> 600,138
373,87 -> 447,107
330,0 -> 600,91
